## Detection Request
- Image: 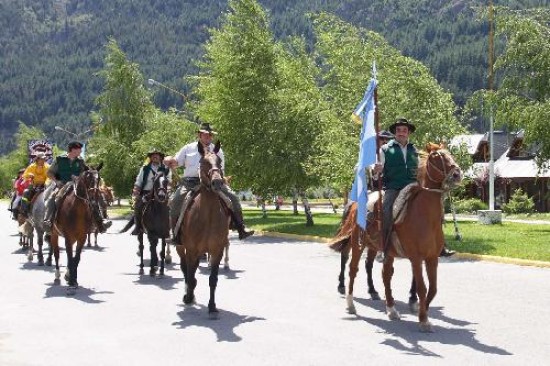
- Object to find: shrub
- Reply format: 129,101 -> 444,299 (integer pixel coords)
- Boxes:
502,188 -> 535,214
453,198 -> 488,213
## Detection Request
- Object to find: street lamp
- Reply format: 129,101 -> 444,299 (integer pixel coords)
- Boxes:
148,78 -> 187,100
54,125 -> 93,140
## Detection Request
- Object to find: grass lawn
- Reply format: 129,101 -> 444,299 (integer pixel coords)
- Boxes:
243,209 -> 550,262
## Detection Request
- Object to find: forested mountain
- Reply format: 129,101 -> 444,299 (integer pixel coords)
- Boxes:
0,0 -> 548,154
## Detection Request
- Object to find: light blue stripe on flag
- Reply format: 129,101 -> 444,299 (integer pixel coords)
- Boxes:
349,79 -> 377,230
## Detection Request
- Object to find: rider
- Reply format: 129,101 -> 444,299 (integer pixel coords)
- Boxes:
131,148 -> 171,235
9,169 -> 27,219
43,141 -> 112,238
373,118 -> 455,261
19,152 -> 50,218
164,122 -> 254,242
373,118 -> 419,263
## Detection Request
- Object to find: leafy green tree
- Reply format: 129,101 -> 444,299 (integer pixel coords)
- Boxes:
312,13 -> 465,195
90,39 -> 155,197
466,7 -> 550,168
0,123 -> 46,194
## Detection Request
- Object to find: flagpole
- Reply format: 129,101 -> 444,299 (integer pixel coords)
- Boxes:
374,84 -> 383,236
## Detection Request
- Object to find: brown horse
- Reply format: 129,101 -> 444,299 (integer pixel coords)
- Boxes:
48,166 -> 103,295
330,143 -> 462,332
100,185 -> 114,206
175,140 -> 230,319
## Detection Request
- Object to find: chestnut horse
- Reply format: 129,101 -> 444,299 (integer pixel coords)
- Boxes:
175,140 -> 230,319
330,144 -> 462,332
48,166 -> 103,295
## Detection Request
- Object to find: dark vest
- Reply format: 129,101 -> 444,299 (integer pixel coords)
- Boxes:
140,163 -> 169,191
55,155 -> 86,183
382,140 -> 418,190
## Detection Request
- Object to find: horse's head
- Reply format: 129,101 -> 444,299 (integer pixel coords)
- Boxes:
198,140 -> 224,192
152,171 -> 169,203
75,166 -> 102,204
419,143 -> 463,190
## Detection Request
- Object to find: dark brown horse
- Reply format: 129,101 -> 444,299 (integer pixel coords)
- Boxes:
330,143 -> 462,332
48,166 -> 103,295
175,140 -> 230,319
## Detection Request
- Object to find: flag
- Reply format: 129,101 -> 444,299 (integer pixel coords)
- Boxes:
349,78 -> 377,230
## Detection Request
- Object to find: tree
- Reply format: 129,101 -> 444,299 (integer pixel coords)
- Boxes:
312,13 -> 465,196
90,39 -> 155,197
466,7 -> 550,168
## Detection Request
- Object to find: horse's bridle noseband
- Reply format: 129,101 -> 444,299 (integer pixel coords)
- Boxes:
425,151 -> 460,192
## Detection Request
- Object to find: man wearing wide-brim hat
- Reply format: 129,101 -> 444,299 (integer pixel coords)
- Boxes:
373,117 -> 419,262
131,148 -> 171,235
164,122 -> 254,241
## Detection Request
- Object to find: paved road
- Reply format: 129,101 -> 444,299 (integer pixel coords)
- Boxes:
1,203 -> 549,366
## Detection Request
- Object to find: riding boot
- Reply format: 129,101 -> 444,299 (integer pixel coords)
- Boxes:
92,203 -> 111,233
43,200 -> 56,233
440,245 -> 455,257
227,210 -> 254,240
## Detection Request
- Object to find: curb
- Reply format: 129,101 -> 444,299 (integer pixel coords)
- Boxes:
258,231 -> 550,269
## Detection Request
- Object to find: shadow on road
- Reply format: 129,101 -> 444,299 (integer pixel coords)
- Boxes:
130,273 -> 182,290
43,284 -> 113,304
197,265 -> 246,280
173,305 -> 265,342
345,297 -> 512,357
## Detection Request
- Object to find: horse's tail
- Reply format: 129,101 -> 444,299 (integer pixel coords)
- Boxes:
119,214 -> 135,233
328,202 -> 357,252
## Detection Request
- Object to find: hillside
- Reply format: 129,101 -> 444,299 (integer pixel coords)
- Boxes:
0,0 -> 548,153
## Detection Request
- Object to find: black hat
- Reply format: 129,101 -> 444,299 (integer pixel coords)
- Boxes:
388,117 -> 416,134
67,141 -> 83,151
197,122 -> 217,135
147,148 -> 165,159
378,130 -> 395,140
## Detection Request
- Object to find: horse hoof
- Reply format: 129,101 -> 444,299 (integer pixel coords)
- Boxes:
337,285 -> 345,295
183,294 -> 195,305
223,264 -> 230,271
369,291 -> 381,301
419,321 -> 433,333
386,306 -> 401,320
38,259 -> 44,266
45,258 -> 52,267
208,310 -> 219,320
53,279 -> 61,285
139,268 -> 145,275
149,269 -> 156,277
66,286 -> 77,296
409,301 -> 419,314
346,306 -> 357,315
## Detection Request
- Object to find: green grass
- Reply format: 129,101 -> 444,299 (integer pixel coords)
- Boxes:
107,205 -> 133,218
443,221 -> 550,262
244,209 -> 550,262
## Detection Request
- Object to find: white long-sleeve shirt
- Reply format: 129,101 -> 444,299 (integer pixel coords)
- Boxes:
174,141 -> 225,178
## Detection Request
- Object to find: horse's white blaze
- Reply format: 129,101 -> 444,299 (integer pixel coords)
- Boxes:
386,305 -> 401,320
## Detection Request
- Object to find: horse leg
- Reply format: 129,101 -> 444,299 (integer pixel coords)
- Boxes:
183,257 -> 199,305
87,233 -> 92,248
27,233 -> 34,262
138,233 -> 145,275
208,256 -> 222,319
37,230 -> 44,266
64,240 -> 76,291
337,249 -> 348,295
223,243 -> 229,271
383,256 -> 400,320
425,257 -> 438,309
159,238 -> 166,276
365,248 -> 380,300
409,276 -> 419,314
148,234 -> 158,277
165,242 -> 172,264
410,258 -> 431,332
346,230 -> 363,314
94,232 -> 98,247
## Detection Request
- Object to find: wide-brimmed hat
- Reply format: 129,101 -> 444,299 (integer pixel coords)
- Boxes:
378,130 -> 395,140
197,122 -> 217,135
34,152 -> 47,161
68,141 -> 83,151
147,148 -> 165,159
388,117 -> 416,134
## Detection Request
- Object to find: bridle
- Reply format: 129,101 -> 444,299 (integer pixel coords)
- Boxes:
200,153 -> 223,191
424,150 -> 460,193
74,170 -> 101,204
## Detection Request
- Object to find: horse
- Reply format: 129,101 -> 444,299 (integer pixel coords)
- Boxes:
18,187 -> 50,265
175,140 -> 230,319
329,143 -> 462,332
86,190 -> 109,248
336,201 -> 418,310
100,185 -> 114,206
120,171 -> 170,276
48,165 -> 104,295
